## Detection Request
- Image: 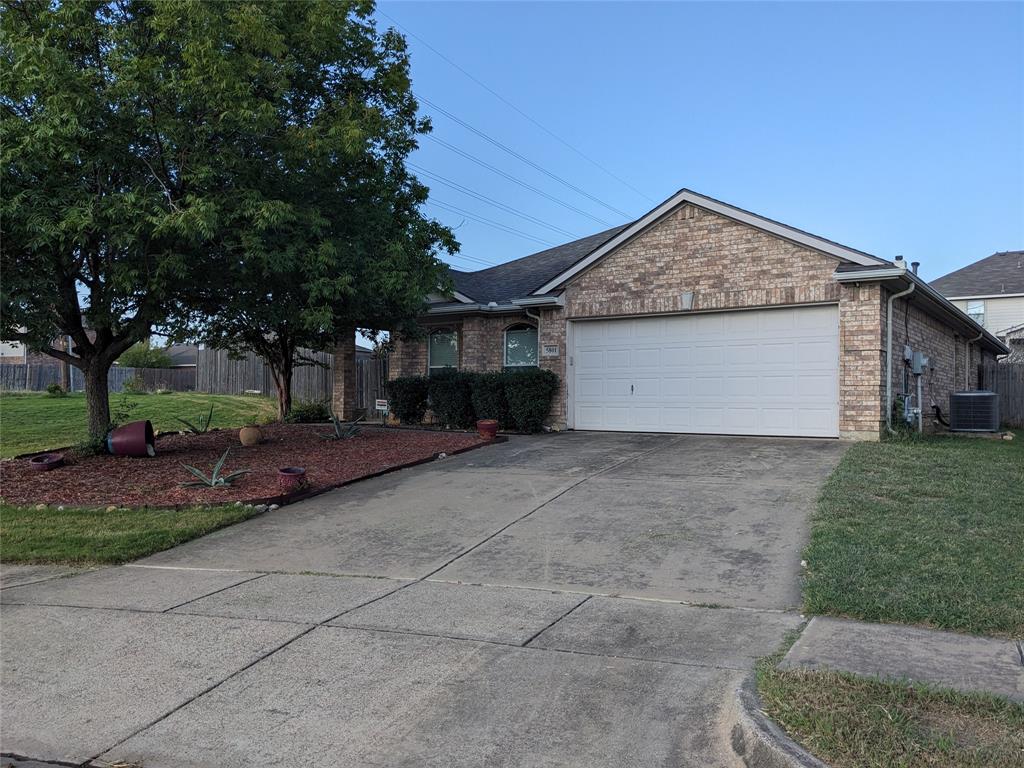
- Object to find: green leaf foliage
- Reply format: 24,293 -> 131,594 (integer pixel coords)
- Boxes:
1,0 -> 455,433
427,369 -> 475,429
386,376 -> 429,424
118,343 -> 173,369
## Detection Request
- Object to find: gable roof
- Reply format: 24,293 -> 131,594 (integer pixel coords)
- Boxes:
532,189 -> 889,294
442,188 -> 890,305
930,250 -> 1024,298
448,224 -> 631,303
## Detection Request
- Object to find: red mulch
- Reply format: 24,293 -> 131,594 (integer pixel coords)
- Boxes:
0,424 -> 486,508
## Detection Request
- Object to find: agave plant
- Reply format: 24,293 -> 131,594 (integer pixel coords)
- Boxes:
320,414 -> 363,441
180,448 -> 251,488
176,405 -> 214,435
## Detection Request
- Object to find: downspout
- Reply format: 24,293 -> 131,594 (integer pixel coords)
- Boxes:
886,281 -> 916,433
966,332 -> 983,390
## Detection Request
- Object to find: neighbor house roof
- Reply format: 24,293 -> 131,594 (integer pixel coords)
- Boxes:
930,250 -> 1024,298
448,224 -> 631,303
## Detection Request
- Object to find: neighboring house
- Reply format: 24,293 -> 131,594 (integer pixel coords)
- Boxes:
0,339 -> 26,361
330,188 -> 1007,440
930,250 -> 1024,343
166,343 -> 199,368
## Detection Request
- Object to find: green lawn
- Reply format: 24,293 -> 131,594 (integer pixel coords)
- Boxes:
0,391 -> 277,458
758,646 -> 1024,768
803,432 -> 1024,637
0,502 -> 262,564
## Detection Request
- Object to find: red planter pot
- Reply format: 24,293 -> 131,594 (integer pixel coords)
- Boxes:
278,466 -> 307,493
106,420 -> 155,457
476,419 -> 499,440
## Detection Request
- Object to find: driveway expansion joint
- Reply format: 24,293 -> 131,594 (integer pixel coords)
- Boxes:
521,595 -> 592,647
159,572 -> 268,613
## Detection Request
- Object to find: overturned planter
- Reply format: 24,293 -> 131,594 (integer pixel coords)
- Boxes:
106,420 -> 155,457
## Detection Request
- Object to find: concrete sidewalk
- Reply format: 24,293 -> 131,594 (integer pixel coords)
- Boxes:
780,616 -> 1024,702
0,432 -> 845,767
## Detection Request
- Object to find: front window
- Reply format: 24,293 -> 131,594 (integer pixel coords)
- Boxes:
504,324 -> 538,368
428,329 -> 458,374
966,300 -> 985,326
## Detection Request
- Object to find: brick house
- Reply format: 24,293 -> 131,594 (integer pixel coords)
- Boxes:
332,189 -> 1007,440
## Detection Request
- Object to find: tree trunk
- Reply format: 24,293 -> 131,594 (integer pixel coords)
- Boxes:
270,360 -> 293,421
83,362 -> 111,439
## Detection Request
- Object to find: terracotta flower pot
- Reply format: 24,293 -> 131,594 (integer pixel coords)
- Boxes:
239,425 -> 262,447
476,419 -> 499,440
278,466 -> 307,493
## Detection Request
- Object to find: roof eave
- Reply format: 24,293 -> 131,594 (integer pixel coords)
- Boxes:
834,267 -> 1010,355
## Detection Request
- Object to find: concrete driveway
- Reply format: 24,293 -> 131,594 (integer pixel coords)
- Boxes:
1,431 -> 845,767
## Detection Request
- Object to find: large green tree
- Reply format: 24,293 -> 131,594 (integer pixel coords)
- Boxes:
2,0 -> 453,433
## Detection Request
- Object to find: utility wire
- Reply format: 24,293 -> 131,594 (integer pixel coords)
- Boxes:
418,93 -> 634,220
428,198 -> 557,247
410,162 -> 580,239
425,134 -> 613,227
378,9 -> 656,205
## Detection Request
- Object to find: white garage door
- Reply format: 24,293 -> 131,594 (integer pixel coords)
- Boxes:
570,305 -> 839,437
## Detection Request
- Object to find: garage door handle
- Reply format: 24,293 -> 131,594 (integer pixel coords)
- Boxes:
631,384 -> 634,395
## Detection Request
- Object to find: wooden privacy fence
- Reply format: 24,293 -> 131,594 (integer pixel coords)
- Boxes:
980,361 -> 1024,428
196,347 -> 387,410
1,363 -> 196,393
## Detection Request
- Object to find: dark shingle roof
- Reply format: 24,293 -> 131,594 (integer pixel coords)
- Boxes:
931,251 -> 1024,297
448,224 -> 632,303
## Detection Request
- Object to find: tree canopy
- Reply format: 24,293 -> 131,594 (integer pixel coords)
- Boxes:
1,0 -> 454,432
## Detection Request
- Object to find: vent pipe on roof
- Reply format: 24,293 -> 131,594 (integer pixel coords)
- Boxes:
911,261 -> 920,275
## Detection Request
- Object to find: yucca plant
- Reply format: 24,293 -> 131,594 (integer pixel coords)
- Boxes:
179,448 -> 251,488
320,414 -> 363,441
176,405 -> 214,435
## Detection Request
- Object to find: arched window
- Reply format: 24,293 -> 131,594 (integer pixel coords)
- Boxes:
427,328 -> 457,374
504,324 -> 538,368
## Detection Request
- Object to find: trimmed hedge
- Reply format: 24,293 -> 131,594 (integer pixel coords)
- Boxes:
388,368 -> 559,433
503,368 -> 559,433
470,371 -> 509,427
427,369 -> 476,429
387,376 -> 430,424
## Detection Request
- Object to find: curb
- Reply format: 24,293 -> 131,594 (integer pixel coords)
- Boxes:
725,674 -> 828,768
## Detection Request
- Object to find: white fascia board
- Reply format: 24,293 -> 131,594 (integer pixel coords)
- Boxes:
511,294 -> 565,308
942,293 -> 1024,301
425,302 -> 527,316
532,189 -> 888,295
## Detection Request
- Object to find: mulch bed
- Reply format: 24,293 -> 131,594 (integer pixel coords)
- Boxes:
0,424 -> 487,508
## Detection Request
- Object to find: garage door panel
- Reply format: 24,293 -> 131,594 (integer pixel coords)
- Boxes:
571,306 -> 839,437
632,348 -> 660,368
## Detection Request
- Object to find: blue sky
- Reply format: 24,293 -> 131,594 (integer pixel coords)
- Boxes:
378,1 -> 1024,282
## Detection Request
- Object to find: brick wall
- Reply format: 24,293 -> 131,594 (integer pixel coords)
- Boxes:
564,204 -> 841,318
888,294 -> 996,431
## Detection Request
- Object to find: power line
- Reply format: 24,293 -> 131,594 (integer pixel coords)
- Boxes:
418,93 -> 634,220
428,198 -> 557,247
378,9 -> 656,205
410,162 -> 581,239
425,134 -> 614,227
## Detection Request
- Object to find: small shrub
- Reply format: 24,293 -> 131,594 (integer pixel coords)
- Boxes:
387,376 -> 429,424
179,449 -> 250,488
118,342 -> 173,369
428,369 -> 476,429
45,383 -> 66,398
122,375 -> 147,395
176,405 -> 214,435
320,414 -> 363,440
470,372 -> 508,427
504,368 -> 559,433
110,392 -> 138,426
286,399 -> 331,423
